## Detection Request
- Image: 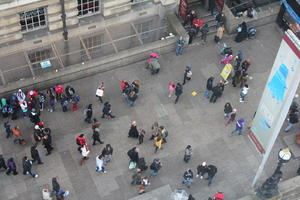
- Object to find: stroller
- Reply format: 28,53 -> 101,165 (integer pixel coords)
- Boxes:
220,43 -> 233,55
146,52 -> 160,74
247,27 -> 256,39
137,157 -> 148,172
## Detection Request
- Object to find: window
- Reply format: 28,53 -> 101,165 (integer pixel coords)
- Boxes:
19,7 -> 47,32
77,0 -> 100,16
28,48 -> 53,68
82,34 -> 104,57
135,20 -> 153,42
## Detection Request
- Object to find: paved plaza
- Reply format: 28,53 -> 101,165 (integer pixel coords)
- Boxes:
0,23 -> 299,200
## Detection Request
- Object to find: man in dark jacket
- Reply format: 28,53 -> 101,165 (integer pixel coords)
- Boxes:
206,164 -> 217,186
210,85 -> 221,103
31,145 -> 43,164
285,112 -> 299,132
204,77 -> 214,99
84,104 -> 93,123
127,147 -> 139,163
196,162 -> 208,179
22,156 -> 38,178
29,108 -> 41,124
92,119 -> 104,145
42,133 -> 53,156
0,155 -> 7,171
175,83 -> 183,104
182,169 -> 194,188
150,158 -> 162,177
6,158 -> 18,175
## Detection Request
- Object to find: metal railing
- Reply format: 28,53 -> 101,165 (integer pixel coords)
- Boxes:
0,22 -> 169,86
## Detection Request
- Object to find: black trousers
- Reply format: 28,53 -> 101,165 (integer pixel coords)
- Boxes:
6,168 -> 18,175
210,94 -> 218,103
93,137 -> 103,145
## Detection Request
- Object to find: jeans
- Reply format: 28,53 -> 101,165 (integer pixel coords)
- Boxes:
23,170 -> 36,177
176,45 -> 183,55
96,166 -> 106,172
285,123 -> 294,132
182,178 -> 193,188
204,89 -> 211,99
32,157 -> 43,164
207,176 -> 213,185
151,170 -> 158,177
231,127 -> 243,135
240,93 -> 246,101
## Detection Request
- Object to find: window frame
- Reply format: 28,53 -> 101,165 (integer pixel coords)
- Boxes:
19,7 -> 48,33
77,0 -> 101,18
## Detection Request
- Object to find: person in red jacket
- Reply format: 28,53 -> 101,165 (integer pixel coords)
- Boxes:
192,18 -> 204,34
76,134 -> 86,153
213,192 -> 224,200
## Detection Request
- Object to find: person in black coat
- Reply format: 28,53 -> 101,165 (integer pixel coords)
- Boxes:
175,83 -> 183,104
29,108 -> 40,124
224,103 -> 233,118
127,147 -> 139,163
101,102 -> 115,119
31,145 -> 43,164
6,157 -> 18,175
22,156 -> 38,178
235,22 -> 248,43
128,121 -> 139,138
42,132 -> 53,156
0,155 -> 7,171
206,164 -> 217,186
84,104 -> 93,123
52,177 -> 69,198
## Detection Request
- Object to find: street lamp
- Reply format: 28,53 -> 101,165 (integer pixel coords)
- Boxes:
256,148 -> 292,199
60,0 -> 68,40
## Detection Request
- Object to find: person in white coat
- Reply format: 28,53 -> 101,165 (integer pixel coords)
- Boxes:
96,154 -> 106,173
240,84 -> 249,102
80,144 -> 90,165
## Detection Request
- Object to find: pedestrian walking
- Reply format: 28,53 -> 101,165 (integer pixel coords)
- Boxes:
175,83 -> 183,104
154,136 -> 163,153
224,103 -> 233,118
6,157 -> 18,175
225,109 -> 237,126
52,177 -> 69,199
101,102 -> 115,119
182,169 -> 194,188
80,144 -> 90,165
138,129 -> 145,144
127,147 -> 139,164
240,84 -> 249,102
176,36 -> 186,55
150,158 -> 162,177
204,77 -> 214,99
137,176 -> 150,194
196,162 -> 208,178
19,101 -> 28,117
150,122 -> 160,140
0,155 -> 7,171
210,84 -> 222,103
285,111 -> 299,132
128,121 -> 139,138
126,91 -> 138,106
212,192 -> 224,200
43,133 -> 53,156
96,154 -> 106,173
92,120 -> 104,145
71,95 -> 80,112
31,145 -> 43,164
22,156 -> 38,178
4,121 -> 12,138
167,82 -> 176,98
48,94 -> 55,112
60,95 -> 68,112
84,104 -> 93,123
160,126 -> 169,143
76,134 -> 86,153
33,125 -> 44,143
183,145 -> 192,163
231,118 -> 245,135
12,126 -> 24,145
96,82 -> 104,103
65,85 -> 75,101
200,23 -> 209,44
183,66 -> 192,85
29,108 -> 41,124
38,92 -> 46,111
215,25 -> 225,43
208,0 -> 216,15
102,144 -> 113,163
206,164 -> 218,186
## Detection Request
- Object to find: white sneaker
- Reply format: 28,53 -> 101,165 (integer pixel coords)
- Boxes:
196,174 -> 199,178
34,174 -> 38,178
64,191 -> 69,196
200,176 -> 203,179
103,171 -> 107,174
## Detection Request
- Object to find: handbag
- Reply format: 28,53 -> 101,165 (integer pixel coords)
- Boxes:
129,161 -> 137,169
96,89 -> 104,97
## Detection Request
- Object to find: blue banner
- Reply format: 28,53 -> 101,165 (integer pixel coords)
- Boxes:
281,0 -> 300,24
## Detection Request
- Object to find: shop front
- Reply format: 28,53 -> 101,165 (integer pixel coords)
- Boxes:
277,0 -> 300,39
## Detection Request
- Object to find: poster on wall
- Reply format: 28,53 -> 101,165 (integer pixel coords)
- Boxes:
249,30 -> 300,154
178,0 -> 188,20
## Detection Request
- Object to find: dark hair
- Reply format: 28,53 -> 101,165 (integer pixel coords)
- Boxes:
187,145 -> 191,149
79,134 -> 84,137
